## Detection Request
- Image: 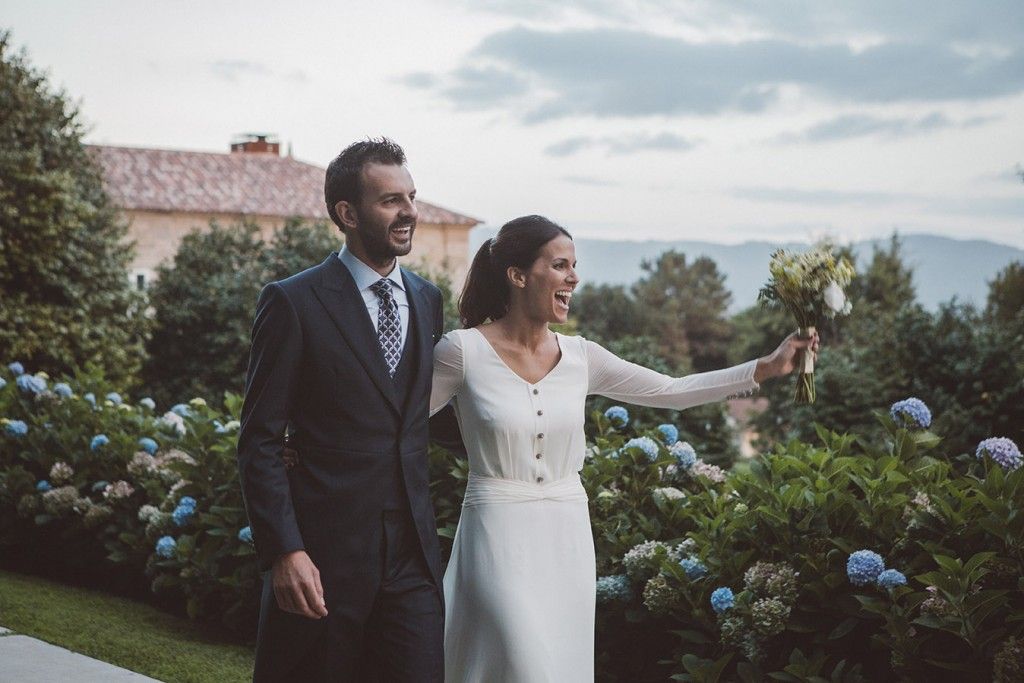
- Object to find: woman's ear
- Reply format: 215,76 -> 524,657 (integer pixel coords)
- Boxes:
507,265 -> 527,289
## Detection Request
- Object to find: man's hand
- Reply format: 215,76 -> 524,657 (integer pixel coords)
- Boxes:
754,330 -> 820,383
272,550 -> 328,619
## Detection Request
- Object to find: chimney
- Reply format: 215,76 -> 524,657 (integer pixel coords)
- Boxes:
230,133 -> 280,155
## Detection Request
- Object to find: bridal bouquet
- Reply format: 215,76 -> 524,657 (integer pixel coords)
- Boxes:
758,245 -> 855,403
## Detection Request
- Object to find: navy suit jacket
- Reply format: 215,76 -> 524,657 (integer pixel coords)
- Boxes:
237,253 -> 445,592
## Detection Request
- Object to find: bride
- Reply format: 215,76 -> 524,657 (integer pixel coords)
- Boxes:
430,215 -> 817,682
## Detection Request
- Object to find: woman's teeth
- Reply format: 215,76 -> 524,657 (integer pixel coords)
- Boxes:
555,290 -> 572,309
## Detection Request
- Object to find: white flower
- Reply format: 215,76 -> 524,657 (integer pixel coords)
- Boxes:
652,487 -> 686,505
160,411 -> 186,435
823,281 -> 846,314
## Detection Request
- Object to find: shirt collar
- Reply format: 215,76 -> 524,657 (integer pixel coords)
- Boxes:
338,246 -> 405,292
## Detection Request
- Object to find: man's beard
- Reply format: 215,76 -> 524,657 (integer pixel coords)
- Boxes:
356,213 -> 416,260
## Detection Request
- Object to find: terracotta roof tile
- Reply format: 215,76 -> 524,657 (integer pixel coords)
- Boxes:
88,145 -> 480,226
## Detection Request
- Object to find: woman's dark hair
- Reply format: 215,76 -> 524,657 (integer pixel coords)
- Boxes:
459,215 -> 572,328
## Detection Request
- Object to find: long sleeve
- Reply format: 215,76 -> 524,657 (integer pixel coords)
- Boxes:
584,338 -> 759,410
237,282 -> 305,572
430,331 -> 465,417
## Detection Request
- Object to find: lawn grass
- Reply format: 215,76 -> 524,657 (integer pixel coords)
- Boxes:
0,570 -> 254,682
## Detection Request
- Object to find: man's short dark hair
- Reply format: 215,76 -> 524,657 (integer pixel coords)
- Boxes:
324,137 -> 406,230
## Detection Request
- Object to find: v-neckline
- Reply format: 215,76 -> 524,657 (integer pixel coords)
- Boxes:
471,327 -> 564,387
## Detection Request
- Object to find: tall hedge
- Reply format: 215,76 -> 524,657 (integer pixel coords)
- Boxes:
0,31 -> 147,386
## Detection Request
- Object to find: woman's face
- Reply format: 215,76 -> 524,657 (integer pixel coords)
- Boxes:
517,235 -> 579,324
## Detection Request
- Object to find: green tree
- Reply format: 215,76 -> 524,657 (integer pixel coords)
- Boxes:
571,283 -> 644,345
985,260 -> 1024,328
632,251 -> 732,372
143,221 -> 265,406
0,32 -> 147,384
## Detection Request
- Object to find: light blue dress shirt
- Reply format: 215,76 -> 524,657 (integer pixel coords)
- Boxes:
338,246 -> 410,352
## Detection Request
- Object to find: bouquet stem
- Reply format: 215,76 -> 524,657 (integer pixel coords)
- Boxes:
795,326 -> 816,404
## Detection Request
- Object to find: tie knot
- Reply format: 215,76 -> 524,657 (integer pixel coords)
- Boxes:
371,278 -> 393,300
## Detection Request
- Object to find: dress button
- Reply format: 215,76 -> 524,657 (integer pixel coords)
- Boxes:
536,476 -> 544,483
537,433 -> 544,439
535,453 -> 542,459
537,410 -> 543,416
532,389 -> 539,395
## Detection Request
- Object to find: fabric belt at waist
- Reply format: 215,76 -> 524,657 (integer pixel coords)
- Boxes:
462,472 -> 588,507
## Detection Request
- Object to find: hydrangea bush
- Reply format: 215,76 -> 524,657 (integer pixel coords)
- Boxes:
2,364 -> 1023,679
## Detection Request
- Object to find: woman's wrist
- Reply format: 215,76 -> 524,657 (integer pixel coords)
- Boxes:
754,356 -> 774,384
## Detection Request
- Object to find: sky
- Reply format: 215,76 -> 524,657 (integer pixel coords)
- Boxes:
6,0 -> 1024,248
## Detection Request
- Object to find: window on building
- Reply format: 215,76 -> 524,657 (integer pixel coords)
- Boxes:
136,274 -> 146,291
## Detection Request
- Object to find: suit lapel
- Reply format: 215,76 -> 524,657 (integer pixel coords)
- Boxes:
312,255 -> 401,415
401,268 -> 434,427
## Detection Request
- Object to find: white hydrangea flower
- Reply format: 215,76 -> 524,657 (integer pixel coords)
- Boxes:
159,411 -> 186,435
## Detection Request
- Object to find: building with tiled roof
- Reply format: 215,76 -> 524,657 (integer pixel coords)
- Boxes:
90,135 -> 480,289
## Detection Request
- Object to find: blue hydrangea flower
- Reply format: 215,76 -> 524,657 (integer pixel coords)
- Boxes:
710,587 -> 735,613
172,504 -> 195,527
680,557 -> 708,580
138,437 -> 159,455
53,383 -> 73,398
889,397 -> 932,429
622,436 -> 660,461
36,479 -> 52,492
876,569 -> 907,589
8,362 -> 24,376
976,437 -> 1022,472
604,405 -> 629,429
670,441 -> 697,469
4,419 -> 28,437
84,393 -> 96,407
214,420 -> 227,434
178,496 -> 197,509
139,397 -> 156,410
90,434 -> 109,451
847,550 -> 885,586
91,480 -> 109,492
105,392 -> 123,406
596,574 -> 632,604
657,424 -> 679,444
170,403 -> 191,417
16,374 -> 47,394
155,536 -> 177,559
238,526 -> 254,544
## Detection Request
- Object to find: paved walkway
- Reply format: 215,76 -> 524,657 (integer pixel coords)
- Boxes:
0,626 -> 162,682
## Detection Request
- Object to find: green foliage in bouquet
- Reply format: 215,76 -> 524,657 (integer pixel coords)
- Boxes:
758,245 -> 855,404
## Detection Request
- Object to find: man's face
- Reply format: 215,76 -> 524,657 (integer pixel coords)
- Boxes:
343,163 -> 417,264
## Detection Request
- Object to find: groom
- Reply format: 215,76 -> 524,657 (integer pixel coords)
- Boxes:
238,138 -> 446,681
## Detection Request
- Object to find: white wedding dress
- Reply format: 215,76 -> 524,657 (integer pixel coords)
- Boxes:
430,328 -> 759,682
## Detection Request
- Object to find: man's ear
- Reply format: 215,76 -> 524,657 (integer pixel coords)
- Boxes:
336,200 -> 359,232
507,266 -> 527,289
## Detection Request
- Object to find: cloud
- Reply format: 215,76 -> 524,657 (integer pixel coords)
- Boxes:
774,111 -> 997,144
411,27 -> 1024,121
562,174 -> 619,187
465,1 -> 1023,50
209,60 -> 307,84
209,60 -> 272,82
545,131 -> 698,156
732,186 -> 897,206
733,186 -> 1024,218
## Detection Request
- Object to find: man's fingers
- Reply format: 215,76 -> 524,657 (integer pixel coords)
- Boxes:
301,577 -> 328,618
313,568 -> 325,607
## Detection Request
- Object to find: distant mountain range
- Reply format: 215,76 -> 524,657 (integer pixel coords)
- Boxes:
469,230 -> 1023,313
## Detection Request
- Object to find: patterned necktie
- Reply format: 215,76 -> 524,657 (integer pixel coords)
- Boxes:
370,278 -> 402,377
